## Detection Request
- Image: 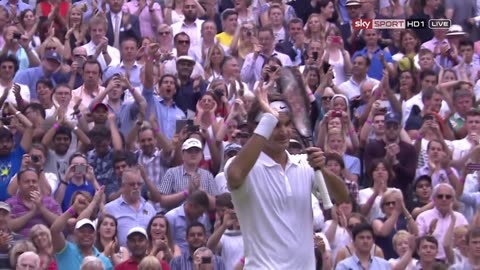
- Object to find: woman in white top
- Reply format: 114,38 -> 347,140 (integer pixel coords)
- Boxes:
234,0 -> 257,24
305,14 -> 323,43
324,26 -> 351,85
359,159 -> 400,222
388,230 -> 418,270
204,44 -> 225,83
19,9 -> 40,49
392,30 -> 420,69
323,200 -> 355,260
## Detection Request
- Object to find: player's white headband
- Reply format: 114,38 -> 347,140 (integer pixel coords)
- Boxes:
255,101 -> 290,122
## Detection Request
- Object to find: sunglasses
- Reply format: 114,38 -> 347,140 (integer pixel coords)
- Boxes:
383,201 -> 396,207
385,123 -> 399,130
177,40 -> 190,45
321,96 -> 333,101
347,224 -> 358,230
74,54 -> 87,58
46,46 -> 57,50
158,31 -> 170,36
436,194 -> 453,200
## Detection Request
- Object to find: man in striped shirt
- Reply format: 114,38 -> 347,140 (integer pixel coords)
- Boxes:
159,138 -> 219,211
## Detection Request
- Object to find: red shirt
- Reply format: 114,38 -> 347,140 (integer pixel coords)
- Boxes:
114,258 -> 170,270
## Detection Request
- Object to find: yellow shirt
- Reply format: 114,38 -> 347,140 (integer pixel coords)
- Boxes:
216,32 -> 234,47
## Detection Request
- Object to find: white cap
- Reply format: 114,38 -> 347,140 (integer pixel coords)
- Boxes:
176,55 -> 195,63
127,227 -> 148,239
75,219 -> 96,230
182,138 -> 203,150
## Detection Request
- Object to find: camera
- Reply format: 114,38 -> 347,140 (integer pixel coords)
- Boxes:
74,164 -> 87,174
332,111 -> 342,118
31,155 -> 40,163
13,33 -> 21,40
201,257 -> 212,264
270,66 -> 278,72
246,30 -> 252,36
213,88 -> 224,98
187,125 -> 200,133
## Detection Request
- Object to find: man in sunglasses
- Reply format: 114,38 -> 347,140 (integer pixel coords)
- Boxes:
416,183 -> 468,261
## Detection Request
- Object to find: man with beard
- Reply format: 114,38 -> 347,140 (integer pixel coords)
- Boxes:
173,55 -> 208,113
364,112 -> 417,191
114,227 -> 170,270
0,104 -> 33,201
105,168 -> 156,246
171,0 -> 204,47
51,204 -> 112,269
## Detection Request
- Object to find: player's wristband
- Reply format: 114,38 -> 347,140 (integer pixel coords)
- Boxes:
254,113 -> 278,140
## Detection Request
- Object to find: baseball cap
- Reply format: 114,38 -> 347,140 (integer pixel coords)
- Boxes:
176,55 -> 195,64
182,138 -> 203,150
75,219 -> 96,230
414,175 -> 432,188
44,51 -> 61,63
345,0 -> 361,6
384,112 -> 401,125
127,227 -> 148,239
90,102 -> 109,112
0,202 -> 10,213
289,139 -> 302,148
224,143 -> 241,155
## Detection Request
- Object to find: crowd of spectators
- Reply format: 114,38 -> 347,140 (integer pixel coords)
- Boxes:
0,0 -> 479,269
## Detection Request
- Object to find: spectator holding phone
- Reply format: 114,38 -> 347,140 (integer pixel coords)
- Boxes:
54,152 -> 100,212
324,26 -> 351,86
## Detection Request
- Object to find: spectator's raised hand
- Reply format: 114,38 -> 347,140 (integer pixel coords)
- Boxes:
428,218 -> 438,235
21,154 -> 31,169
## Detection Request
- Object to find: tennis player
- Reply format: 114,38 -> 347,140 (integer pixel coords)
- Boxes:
225,84 -> 349,269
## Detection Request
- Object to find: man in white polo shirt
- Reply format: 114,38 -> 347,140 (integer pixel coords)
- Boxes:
225,90 -> 348,269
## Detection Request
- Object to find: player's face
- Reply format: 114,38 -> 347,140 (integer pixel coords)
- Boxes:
264,113 -> 293,152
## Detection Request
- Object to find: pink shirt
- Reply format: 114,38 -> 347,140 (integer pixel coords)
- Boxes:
416,208 -> 468,260
421,37 -> 450,55
72,85 -> 106,111
123,0 -> 163,39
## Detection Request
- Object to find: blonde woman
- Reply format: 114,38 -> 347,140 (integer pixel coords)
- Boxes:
64,5 -> 88,60
9,240 -> 37,269
372,190 -> 418,260
229,22 -> 257,64
138,256 -> 162,270
29,224 -> 57,270
324,26 -> 351,85
305,14 -> 323,43
324,128 -> 361,183
204,44 -> 225,83
388,230 -> 417,270
80,256 -> 105,270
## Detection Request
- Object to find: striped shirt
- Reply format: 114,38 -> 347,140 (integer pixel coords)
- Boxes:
7,195 -> 61,237
136,148 -> 172,190
159,165 -> 219,196
169,251 -> 225,270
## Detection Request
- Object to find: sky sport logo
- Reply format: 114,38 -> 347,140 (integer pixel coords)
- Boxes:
352,18 -> 451,30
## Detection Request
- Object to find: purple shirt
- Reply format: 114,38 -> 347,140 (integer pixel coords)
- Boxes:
123,0 -> 163,39
7,195 -> 61,237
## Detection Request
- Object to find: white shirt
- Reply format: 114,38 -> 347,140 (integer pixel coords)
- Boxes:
322,220 -> 351,261
0,83 -> 30,106
226,152 -> 316,269
218,231 -> 244,270
338,76 -> 380,100
402,92 -> 450,127
452,137 -> 474,161
171,19 -> 204,47
240,50 -> 293,90
358,187 -> 401,222
81,41 -> 121,71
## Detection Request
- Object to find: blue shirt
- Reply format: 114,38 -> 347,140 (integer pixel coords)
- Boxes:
104,196 -> 156,246
103,63 -> 142,88
61,180 -> 95,212
13,67 -> 69,99
165,204 -> 211,253
0,145 -> 25,201
56,241 -> 112,270
8,48 -> 34,70
335,254 -> 390,270
352,47 -> 393,81
143,89 -> 186,140
0,0 -> 32,15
